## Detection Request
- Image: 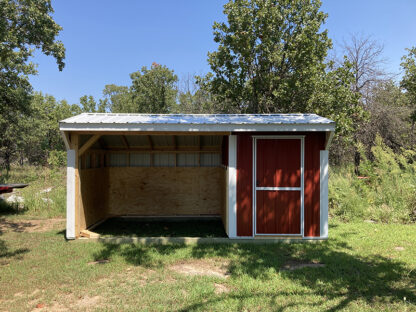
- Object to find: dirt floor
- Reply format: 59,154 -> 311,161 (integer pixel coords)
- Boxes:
93,217 -> 228,237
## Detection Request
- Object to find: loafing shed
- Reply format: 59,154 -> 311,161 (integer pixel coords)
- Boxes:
59,113 -> 335,240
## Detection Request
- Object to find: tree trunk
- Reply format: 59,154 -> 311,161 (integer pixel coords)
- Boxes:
354,134 -> 360,176
4,152 -> 11,172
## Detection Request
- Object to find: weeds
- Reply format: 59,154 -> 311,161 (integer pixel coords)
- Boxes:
0,165 -> 66,218
330,135 -> 416,223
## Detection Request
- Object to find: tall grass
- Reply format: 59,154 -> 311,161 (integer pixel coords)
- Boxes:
0,166 -> 66,218
329,136 -> 416,223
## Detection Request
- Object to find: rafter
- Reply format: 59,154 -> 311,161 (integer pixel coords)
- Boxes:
79,134 -> 101,156
121,135 -> 130,149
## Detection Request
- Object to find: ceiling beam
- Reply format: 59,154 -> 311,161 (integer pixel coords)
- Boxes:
121,135 -> 130,149
79,134 -> 101,156
147,135 -> 153,150
172,136 -> 176,150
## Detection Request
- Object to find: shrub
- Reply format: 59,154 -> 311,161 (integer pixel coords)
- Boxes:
329,135 -> 416,223
47,150 -> 66,169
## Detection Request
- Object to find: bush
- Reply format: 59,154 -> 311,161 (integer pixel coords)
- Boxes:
47,150 -> 66,169
329,135 -> 416,223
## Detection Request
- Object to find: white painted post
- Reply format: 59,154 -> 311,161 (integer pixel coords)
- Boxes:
228,135 -> 237,238
66,150 -> 76,239
320,150 -> 329,238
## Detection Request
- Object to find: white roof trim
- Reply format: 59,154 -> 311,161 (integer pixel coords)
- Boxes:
59,113 -> 335,133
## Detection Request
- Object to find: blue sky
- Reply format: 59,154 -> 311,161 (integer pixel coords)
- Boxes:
29,0 -> 416,104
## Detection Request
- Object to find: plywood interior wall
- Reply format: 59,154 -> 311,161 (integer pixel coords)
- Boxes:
107,167 -> 225,216
78,167 -> 226,231
76,133 -> 227,234
79,168 -> 108,229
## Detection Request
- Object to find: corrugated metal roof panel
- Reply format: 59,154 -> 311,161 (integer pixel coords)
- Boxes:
61,113 -> 333,125
59,113 -> 335,132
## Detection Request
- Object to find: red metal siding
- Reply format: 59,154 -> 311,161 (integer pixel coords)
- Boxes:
256,138 -> 302,235
236,135 -> 253,236
256,139 -> 301,187
256,190 -> 301,234
235,132 -> 326,238
304,132 -> 325,237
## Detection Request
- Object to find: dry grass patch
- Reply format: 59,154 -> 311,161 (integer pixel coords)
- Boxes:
213,283 -> 231,294
169,258 -> 231,278
0,217 -> 64,233
281,259 -> 326,271
30,294 -> 102,312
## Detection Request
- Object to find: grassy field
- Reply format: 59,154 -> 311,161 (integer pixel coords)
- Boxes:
0,166 -> 66,219
0,217 -> 415,311
1,165 -> 415,311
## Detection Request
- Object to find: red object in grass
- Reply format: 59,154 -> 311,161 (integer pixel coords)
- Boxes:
0,184 -> 28,194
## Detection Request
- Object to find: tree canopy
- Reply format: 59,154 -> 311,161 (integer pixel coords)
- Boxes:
0,0 -> 65,114
129,63 -> 178,113
205,0 -> 331,114
401,47 -> 416,124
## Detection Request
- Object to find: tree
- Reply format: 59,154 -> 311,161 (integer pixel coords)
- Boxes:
337,34 -> 390,103
79,95 -> 106,113
0,0 -> 65,114
400,47 -> 416,146
360,80 -> 412,153
175,74 -> 217,113
101,84 -> 133,113
0,93 -> 81,169
205,0 -> 331,114
130,63 -> 178,113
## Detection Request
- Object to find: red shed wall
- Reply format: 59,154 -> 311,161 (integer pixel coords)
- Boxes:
235,132 -> 326,237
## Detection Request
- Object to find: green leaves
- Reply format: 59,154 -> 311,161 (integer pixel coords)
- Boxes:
400,47 -> 416,123
206,0 -> 331,114
0,0 -> 65,114
130,63 -> 178,113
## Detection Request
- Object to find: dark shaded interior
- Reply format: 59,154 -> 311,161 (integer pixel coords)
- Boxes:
93,217 -> 227,238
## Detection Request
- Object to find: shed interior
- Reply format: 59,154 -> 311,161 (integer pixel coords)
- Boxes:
76,133 -> 227,236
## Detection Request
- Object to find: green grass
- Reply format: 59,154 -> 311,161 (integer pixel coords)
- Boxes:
0,165 -> 66,219
0,219 -> 415,311
94,218 -> 227,238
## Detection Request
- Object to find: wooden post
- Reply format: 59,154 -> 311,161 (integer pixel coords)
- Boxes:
71,134 -> 80,238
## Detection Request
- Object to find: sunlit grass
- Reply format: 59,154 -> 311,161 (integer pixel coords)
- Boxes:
0,219 -> 415,311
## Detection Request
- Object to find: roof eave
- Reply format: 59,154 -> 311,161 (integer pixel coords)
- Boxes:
59,122 -> 336,133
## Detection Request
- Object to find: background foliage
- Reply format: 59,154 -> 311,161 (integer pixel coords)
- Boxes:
0,0 -> 415,224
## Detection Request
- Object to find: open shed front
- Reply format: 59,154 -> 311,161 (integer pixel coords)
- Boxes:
60,113 -> 335,240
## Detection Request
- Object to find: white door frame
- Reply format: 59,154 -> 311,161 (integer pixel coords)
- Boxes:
252,136 -> 305,237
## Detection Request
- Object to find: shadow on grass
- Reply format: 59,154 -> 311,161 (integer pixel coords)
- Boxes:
93,236 -> 416,311
0,199 -> 27,216
0,218 -> 30,264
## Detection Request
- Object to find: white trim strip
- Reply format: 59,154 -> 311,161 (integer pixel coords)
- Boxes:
252,135 -> 306,139
255,233 -> 303,237
66,150 -> 76,239
320,150 -> 329,238
227,135 -> 237,239
256,187 -> 301,191
59,123 -> 335,133
301,137 -> 305,237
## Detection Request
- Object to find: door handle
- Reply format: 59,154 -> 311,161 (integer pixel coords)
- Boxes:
256,180 -> 260,187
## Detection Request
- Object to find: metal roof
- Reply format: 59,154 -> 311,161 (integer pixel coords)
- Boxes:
60,113 -> 335,132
